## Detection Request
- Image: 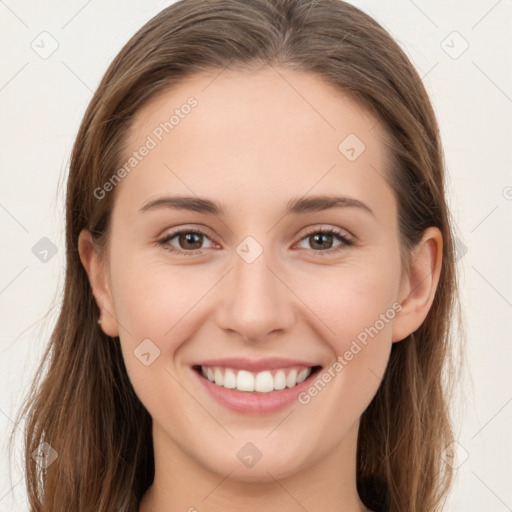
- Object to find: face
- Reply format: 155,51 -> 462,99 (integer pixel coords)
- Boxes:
87,65 -> 413,482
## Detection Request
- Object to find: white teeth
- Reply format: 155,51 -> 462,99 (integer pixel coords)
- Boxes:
297,368 -> 309,384
214,367 -> 224,386
223,369 -> 237,388
255,371 -> 274,392
237,370 -> 255,391
286,369 -> 297,388
274,369 -> 287,390
199,365 -> 313,393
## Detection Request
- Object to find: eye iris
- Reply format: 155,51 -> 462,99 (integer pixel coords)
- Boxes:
179,232 -> 203,250
310,233 -> 333,250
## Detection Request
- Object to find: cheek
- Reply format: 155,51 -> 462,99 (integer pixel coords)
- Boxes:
295,281 -> 396,434
298,255 -> 400,400
110,252 -> 207,336
108,252 -> 220,399
303,256 -> 401,344
108,257 -> 204,412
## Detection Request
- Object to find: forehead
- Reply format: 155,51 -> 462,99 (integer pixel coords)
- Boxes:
116,65 -> 395,221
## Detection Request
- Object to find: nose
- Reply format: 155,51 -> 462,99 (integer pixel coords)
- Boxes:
215,244 -> 296,343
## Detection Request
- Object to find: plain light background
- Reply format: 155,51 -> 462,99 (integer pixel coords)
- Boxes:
1,1 -> 511,510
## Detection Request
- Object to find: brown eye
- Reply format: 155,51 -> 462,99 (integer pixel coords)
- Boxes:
158,229 -> 215,255
296,228 -> 353,253
177,232 -> 204,250
308,232 -> 336,250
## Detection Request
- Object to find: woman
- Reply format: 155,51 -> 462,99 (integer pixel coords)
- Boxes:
15,0 -> 460,510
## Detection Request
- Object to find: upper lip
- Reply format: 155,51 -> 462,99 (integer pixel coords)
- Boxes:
193,357 -> 320,373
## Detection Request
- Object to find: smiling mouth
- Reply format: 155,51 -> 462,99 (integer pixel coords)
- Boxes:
192,364 -> 322,393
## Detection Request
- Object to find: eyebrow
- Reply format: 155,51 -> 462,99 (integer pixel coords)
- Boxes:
139,194 -> 375,218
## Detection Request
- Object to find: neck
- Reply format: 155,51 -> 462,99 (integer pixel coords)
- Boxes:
140,420 -> 369,512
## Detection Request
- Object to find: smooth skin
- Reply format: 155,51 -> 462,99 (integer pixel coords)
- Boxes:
79,65 -> 442,512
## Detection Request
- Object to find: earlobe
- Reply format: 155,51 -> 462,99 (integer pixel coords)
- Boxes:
391,227 -> 443,343
78,230 -> 120,337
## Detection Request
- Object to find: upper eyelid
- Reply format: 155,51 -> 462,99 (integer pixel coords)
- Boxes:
161,225 -> 352,240
300,225 -> 353,239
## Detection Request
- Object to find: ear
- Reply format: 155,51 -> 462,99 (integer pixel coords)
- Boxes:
78,229 -> 119,337
392,227 -> 443,343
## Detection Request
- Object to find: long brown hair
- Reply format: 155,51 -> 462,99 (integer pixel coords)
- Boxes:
12,0 -> 461,510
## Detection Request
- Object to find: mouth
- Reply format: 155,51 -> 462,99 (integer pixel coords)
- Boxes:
192,364 -> 323,394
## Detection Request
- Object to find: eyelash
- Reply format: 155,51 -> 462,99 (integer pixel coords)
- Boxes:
156,226 -> 354,256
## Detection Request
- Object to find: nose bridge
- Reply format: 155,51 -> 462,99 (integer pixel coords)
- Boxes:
216,236 -> 294,341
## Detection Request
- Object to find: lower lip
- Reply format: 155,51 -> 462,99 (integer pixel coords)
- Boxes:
192,367 -> 320,415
